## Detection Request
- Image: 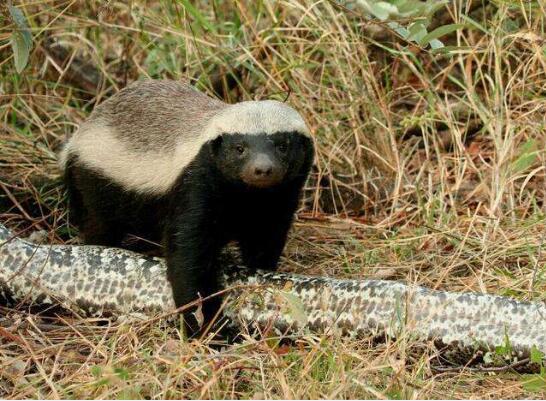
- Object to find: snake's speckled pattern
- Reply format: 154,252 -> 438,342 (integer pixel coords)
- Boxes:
0,224 -> 173,318
1,223 -> 546,364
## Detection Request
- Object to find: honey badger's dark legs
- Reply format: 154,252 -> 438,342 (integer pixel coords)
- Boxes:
164,173 -> 305,337
64,157 -> 166,252
64,158 -> 125,246
164,177 -> 227,336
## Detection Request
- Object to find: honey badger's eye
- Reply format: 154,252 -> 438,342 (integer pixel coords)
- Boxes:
236,144 -> 246,154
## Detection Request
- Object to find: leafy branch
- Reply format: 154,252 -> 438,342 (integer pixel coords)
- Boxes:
340,0 -> 467,50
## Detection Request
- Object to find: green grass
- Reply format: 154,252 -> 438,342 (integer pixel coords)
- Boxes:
1,0 -> 546,398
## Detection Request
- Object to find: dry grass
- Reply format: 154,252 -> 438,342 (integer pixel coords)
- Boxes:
1,0 -> 546,398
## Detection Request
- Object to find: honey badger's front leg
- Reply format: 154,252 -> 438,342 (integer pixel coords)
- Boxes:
164,177 -> 226,337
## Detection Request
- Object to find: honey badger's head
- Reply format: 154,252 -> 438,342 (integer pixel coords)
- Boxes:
207,100 -> 313,189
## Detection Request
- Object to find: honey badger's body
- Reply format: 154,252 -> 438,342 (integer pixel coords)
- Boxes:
61,80 -> 314,335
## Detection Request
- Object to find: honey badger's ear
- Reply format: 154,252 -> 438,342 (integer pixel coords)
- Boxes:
210,135 -> 224,156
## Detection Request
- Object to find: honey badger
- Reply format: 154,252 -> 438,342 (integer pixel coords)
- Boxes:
60,80 -> 314,335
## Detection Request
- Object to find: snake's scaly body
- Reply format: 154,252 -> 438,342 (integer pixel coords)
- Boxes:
1,223 -> 545,367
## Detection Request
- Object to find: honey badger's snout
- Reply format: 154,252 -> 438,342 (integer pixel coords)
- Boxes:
253,154 -> 273,176
242,153 -> 284,188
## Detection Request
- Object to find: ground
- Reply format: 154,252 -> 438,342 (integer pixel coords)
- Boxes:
1,0 -> 546,399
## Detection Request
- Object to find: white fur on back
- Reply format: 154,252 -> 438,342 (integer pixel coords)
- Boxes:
62,99 -> 309,195
61,124 -> 197,194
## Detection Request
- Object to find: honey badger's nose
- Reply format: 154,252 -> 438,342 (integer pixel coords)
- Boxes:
255,164 -> 273,176
253,154 -> 274,177
242,153 -> 283,188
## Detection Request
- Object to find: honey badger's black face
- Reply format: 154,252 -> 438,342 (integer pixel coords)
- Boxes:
211,132 -> 312,189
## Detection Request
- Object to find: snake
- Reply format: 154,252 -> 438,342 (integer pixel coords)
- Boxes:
1,222 -> 546,370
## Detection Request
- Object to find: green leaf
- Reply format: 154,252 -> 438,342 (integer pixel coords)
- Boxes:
461,14 -> 489,34
407,22 -> 427,42
8,5 -> 32,49
370,2 -> 399,21
511,139 -> 538,174
8,5 -> 32,73
418,23 -> 466,46
530,345 -> 544,364
495,331 -> 513,356
278,291 -> 307,326
431,45 -> 474,54
177,0 -> 216,33
429,39 -> 444,49
396,0 -> 426,16
388,21 -> 410,39
10,30 -> 30,73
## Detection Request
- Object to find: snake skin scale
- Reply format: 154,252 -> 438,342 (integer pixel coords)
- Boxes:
1,223 -> 546,367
